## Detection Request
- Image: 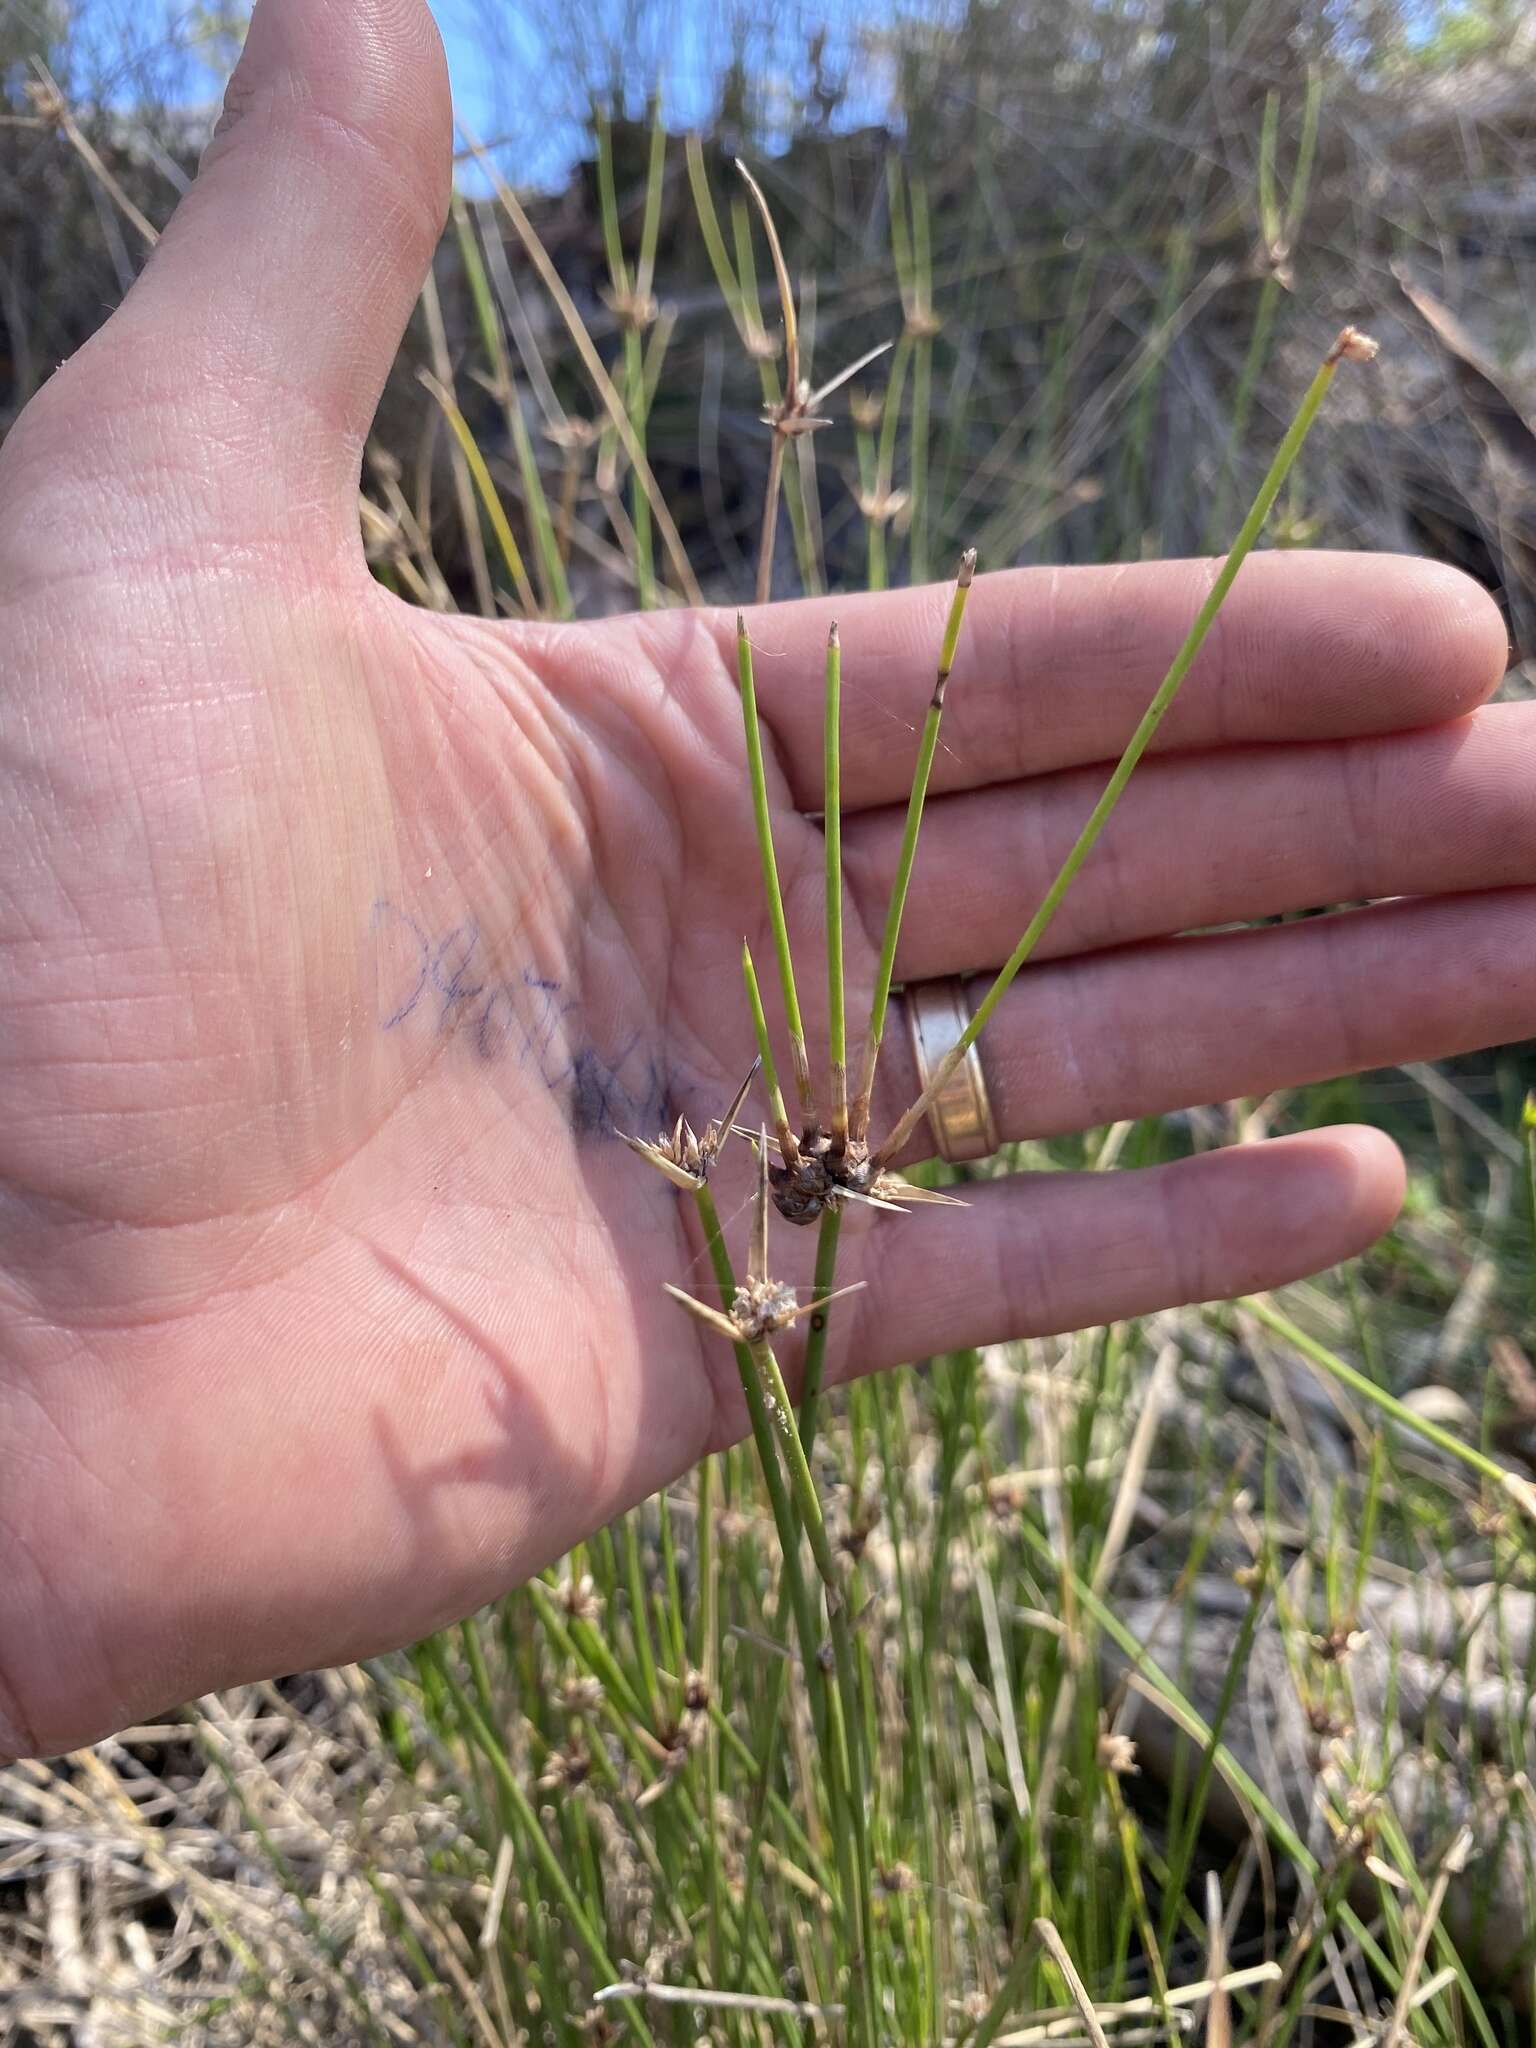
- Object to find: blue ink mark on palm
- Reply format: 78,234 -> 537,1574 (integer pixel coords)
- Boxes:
429,921 -> 485,1026
370,902 -> 670,1139
372,900 -> 430,1028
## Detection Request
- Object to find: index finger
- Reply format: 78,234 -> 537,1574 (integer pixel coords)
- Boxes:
735,551 -> 1506,812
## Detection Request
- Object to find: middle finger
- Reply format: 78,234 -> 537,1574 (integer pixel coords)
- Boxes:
844,703 -> 1536,980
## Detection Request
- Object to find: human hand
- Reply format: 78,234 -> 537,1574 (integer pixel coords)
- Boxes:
0,0 -> 1519,1758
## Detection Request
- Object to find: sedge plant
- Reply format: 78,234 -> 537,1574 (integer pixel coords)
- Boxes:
619,316 -> 1386,2036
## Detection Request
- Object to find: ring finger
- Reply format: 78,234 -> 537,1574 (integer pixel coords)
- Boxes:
872,889 -> 1536,1164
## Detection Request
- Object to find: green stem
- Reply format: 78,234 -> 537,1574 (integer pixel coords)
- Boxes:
910,327 -> 933,582
854,419 -> 886,591
686,134 -> 753,345
621,1510 -> 661,1722
825,622 -> 847,1146
624,322 -> 655,609
450,194 -> 571,618
756,429 -> 786,606
696,1447 -> 723,1985
635,99 -> 666,303
1156,1575 -> 1265,1951
1014,1520 -> 1415,2016
874,333 -> 913,536
468,121 -> 702,605
1240,1295 -> 1535,1507
425,1643 -> 654,2044
594,109 -> 628,292
691,1185 -> 874,2047
694,1187 -> 801,1589
1210,272 -> 1281,549
742,940 -> 799,1164
736,619 -> 817,1128
749,1331 -> 877,2048
420,372 -> 536,616
696,164 -> 816,593
878,331 -> 1371,1166
909,179 -> 935,583
693,1184 -> 829,1775
796,1206 -> 844,1455
852,551 -> 977,1143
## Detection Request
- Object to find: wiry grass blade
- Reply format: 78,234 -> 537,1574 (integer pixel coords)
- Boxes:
825,621 -> 847,1146
415,1640 -> 655,2043
736,159 -> 801,605
736,617 -> 818,1131
594,104 -> 670,609
686,1183 -> 875,2046
28,61 -> 159,247
1239,1294 -> 1536,1515
418,274 -> 496,618
1209,71 -> 1323,547
417,369 -> 536,617
795,1207 -> 843,1452
742,940 -> 799,1164
851,548 -> 977,1146
686,136 -> 822,593
450,193 -> 572,617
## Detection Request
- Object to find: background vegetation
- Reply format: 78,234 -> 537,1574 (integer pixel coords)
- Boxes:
5,1 -> 1536,2041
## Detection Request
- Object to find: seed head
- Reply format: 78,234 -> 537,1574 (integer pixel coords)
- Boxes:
599,282 -> 659,332
538,1744 -> 592,1792
1326,325 -> 1380,365
556,1573 -> 604,1623
543,416 -> 600,452
1097,1731 -> 1139,1777
621,1116 -> 709,1190
855,486 -> 911,528
1309,1623 -> 1369,1665
23,73 -> 67,127
620,1064 -> 760,1191
732,1276 -> 801,1340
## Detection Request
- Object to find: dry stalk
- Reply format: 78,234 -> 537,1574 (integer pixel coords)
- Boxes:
593,1979 -> 844,2017
1203,1873 -> 1230,2048
1033,1919 -> 1113,2048
1378,1828 -> 1472,2048
417,277 -> 495,618
28,63 -> 160,248
459,120 -> 703,606
993,1965 -> 1283,2047
735,160 -> 892,602
1090,1343 -> 1179,1599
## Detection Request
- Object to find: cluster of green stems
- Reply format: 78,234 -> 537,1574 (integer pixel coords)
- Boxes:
638,326 -> 1386,2038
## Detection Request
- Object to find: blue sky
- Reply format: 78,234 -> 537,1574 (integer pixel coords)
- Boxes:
42,0 -> 904,191
423,0 -> 904,188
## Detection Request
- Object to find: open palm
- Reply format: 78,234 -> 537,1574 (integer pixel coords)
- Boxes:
1,0 -> 1526,1758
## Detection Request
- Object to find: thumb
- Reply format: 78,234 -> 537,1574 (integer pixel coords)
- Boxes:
44,0 -> 450,551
